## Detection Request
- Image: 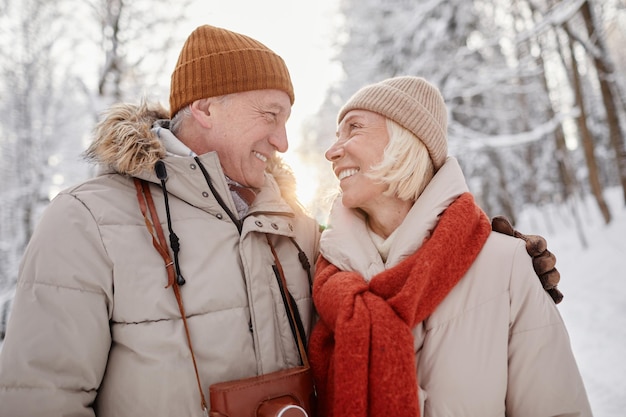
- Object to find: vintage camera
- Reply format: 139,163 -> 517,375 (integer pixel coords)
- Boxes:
209,366 -> 315,417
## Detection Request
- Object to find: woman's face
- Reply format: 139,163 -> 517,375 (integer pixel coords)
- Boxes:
325,109 -> 390,212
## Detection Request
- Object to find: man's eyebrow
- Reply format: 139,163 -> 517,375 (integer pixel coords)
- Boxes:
265,102 -> 287,111
264,103 -> 291,118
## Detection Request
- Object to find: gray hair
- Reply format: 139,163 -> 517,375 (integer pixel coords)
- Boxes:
169,105 -> 192,135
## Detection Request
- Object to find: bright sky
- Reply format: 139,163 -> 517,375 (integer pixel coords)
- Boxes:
185,1 -> 342,208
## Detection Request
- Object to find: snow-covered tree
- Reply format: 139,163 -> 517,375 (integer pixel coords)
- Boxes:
59,0 -> 193,125
305,0 -> 626,227
0,0 -> 196,341
0,0 -> 81,291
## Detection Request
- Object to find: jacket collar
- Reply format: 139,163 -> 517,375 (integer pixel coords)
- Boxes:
319,157 -> 469,280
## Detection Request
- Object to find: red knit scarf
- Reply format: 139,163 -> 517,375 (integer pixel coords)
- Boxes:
308,193 -> 491,417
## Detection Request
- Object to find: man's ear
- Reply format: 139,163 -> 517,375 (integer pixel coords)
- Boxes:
190,98 -> 212,128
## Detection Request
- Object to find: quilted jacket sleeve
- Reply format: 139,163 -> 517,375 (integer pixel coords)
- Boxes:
506,240 -> 593,417
0,192 -> 113,417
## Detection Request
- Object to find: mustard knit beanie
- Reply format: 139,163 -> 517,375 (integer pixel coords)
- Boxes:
169,25 -> 295,118
337,76 -> 448,170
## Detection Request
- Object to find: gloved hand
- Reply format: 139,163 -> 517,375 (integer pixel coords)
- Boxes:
491,216 -> 563,304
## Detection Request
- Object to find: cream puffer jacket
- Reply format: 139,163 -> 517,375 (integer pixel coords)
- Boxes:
0,102 -> 320,417
319,157 -> 592,416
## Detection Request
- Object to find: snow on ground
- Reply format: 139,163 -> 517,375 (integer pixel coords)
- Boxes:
517,187 -> 626,417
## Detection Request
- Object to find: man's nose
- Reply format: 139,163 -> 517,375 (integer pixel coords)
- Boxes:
270,125 -> 288,153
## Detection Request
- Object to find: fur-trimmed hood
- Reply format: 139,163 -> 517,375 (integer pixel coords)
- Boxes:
84,101 -> 169,177
84,101 -> 303,211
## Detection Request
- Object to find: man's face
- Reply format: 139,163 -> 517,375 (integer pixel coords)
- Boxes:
204,89 -> 291,188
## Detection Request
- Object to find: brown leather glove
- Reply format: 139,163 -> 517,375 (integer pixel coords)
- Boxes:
491,216 -> 563,304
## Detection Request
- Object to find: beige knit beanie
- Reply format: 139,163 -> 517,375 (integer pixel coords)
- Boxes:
169,25 -> 294,118
337,76 -> 448,170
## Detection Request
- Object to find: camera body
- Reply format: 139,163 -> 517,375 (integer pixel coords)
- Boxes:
209,366 -> 315,417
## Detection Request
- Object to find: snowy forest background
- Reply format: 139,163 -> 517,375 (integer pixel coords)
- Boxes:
1,0 -> 625,415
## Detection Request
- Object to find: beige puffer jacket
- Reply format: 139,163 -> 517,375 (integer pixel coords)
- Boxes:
0,102 -> 320,417
319,157 -> 592,416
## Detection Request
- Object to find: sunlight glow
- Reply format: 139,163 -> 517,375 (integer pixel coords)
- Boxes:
282,152 -> 320,210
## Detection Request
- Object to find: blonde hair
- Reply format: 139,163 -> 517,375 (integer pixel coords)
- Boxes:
365,119 -> 435,201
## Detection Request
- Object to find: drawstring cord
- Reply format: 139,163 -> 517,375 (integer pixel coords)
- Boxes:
194,156 -> 243,234
155,161 -> 185,286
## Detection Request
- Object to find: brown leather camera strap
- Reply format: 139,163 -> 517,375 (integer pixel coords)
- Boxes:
134,178 -> 209,416
265,235 -> 310,368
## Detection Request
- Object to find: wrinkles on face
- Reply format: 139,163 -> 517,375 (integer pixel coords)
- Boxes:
325,110 -> 389,208
206,89 -> 292,188
327,110 -> 412,238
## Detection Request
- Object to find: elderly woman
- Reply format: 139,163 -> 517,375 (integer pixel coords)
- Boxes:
308,76 -> 592,417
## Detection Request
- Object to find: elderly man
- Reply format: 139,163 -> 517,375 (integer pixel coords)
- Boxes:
0,25 -> 319,416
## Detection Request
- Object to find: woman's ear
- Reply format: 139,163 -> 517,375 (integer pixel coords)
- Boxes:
189,98 -> 212,128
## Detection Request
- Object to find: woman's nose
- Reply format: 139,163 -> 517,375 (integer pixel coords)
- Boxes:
325,141 -> 344,162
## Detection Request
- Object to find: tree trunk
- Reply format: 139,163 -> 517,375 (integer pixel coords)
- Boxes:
487,148 -> 517,224
568,34 -> 612,224
580,0 -> 626,205
529,8 -> 579,202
